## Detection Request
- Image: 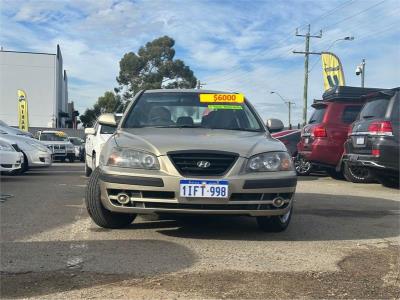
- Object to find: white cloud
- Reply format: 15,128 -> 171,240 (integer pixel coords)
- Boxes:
1,0 -> 398,125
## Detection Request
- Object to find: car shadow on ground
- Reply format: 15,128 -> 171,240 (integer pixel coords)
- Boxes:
147,193 -> 400,241
0,239 -> 196,298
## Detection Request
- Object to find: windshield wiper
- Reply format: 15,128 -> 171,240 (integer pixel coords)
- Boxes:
362,115 -> 375,119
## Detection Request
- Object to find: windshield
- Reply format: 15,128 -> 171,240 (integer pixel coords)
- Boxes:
123,92 -> 263,132
359,98 -> 390,119
40,133 -> 68,141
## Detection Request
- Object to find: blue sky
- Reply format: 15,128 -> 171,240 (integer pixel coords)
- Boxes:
1,0 -> 399,125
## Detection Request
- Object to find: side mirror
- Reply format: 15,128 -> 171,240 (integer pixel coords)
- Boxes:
266,118 -> 284,133
98,113 -> 117,127
85,128 -> 95,135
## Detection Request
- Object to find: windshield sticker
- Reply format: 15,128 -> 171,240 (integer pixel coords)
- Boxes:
200,93 -> 244,103
208,104 -> 243,110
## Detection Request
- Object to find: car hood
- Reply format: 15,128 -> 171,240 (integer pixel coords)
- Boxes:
113,128 -> 286,157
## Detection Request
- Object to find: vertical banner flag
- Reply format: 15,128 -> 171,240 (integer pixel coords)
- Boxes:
321,52 -> 346,91
17,89 -> 29,131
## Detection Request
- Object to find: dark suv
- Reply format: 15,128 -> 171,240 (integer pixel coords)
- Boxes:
297,86 -> 383,181
344,88 -> 399,188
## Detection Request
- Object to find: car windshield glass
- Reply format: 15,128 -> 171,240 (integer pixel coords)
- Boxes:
40,133 -> 68,141
123,92 -> 263,132
100,125 -> 116,134
309,107 -> 326,124
359,98 -> 389,119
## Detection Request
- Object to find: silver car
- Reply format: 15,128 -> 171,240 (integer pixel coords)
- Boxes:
0,129 -> 52,172
85,90 -> 297,232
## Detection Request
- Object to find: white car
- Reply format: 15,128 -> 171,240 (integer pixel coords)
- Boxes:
0,138 -> 24,174
84,121 -> 116,176
36,130 -> 75,162
0,129 -> 52,172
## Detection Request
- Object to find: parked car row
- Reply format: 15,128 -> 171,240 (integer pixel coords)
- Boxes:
0,121 -> 85,175
295,86 -> 399,188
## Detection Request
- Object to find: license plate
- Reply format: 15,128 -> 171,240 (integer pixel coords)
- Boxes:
54,149 -> 65,153
305,138 -> 309,144
356,136 -> 365,145
180,180 -> 228,198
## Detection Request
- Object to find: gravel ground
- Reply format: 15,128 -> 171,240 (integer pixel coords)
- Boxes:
1,163 -> 399,299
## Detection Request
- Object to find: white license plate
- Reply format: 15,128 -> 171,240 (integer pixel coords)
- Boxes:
305,137 -> 309,144
180,180 -> 228,198
356,136 -> 365,145
54,149 -> 65,153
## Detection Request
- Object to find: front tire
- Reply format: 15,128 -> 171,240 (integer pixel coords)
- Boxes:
256,207 -> 293,232
343,162 -> 374,183
85,168 -> 136,228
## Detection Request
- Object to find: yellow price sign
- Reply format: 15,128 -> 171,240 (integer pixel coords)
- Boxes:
55,131 -> 67,137
200,93 -> 244,103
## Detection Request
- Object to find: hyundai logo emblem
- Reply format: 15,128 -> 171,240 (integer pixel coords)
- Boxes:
197,160 -> 211,168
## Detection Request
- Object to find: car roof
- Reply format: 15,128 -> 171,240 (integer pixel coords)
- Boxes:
143,89 -> 239,94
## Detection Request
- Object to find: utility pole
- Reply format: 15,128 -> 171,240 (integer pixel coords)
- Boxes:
196,80 -> 206,89
357,59 -> 366,87
293,25 -> 322,125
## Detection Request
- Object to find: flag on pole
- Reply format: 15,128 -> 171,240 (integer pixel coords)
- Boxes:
321,52 -> 345,91
17,90 -> 29,131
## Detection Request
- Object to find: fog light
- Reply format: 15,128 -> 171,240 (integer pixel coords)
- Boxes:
116,193 -> 130,205
272,197 -> 285,208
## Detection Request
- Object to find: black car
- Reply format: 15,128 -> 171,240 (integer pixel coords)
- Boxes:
344,88 -> 399,188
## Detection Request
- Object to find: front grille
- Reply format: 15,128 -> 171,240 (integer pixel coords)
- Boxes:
168,151 -> 238,176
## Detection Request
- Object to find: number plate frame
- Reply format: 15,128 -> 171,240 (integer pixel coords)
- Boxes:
180,180 -> 229,198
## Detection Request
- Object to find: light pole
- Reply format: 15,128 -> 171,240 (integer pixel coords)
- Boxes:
270,91 -> 295,129
356,59 -> 366,87
326,36 -> 354,51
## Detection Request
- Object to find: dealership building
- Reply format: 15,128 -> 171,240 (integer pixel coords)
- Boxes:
0,45 -> 75,128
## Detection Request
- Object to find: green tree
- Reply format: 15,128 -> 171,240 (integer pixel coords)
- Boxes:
116,36 -> 197,100
80,91 -> 122,127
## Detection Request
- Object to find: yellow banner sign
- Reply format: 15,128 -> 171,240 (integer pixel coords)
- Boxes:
321,52 -> 345,91
200,93 -> 244,103
17,90 -> 29,132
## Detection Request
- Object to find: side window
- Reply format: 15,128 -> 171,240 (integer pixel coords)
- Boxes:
390,95 -> 399,121
341,106 -> 362,124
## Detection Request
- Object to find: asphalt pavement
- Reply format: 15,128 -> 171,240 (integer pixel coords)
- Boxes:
1,163 -> 399,299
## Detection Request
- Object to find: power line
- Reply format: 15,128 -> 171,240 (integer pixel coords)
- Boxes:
320,0 -> 387,31
206,1 -> 358,84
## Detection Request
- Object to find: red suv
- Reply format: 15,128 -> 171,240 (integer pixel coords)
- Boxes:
297,86 -> 383,181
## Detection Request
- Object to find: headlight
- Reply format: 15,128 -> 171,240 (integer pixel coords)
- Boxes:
246,152 -> 293,172
107,148 -> 160,170
0,140 -> 15,152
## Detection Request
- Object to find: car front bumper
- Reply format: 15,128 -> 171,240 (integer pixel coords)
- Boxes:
0,151 -> 24,172
98,165 -> 297,217
26,150 -> 52,168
